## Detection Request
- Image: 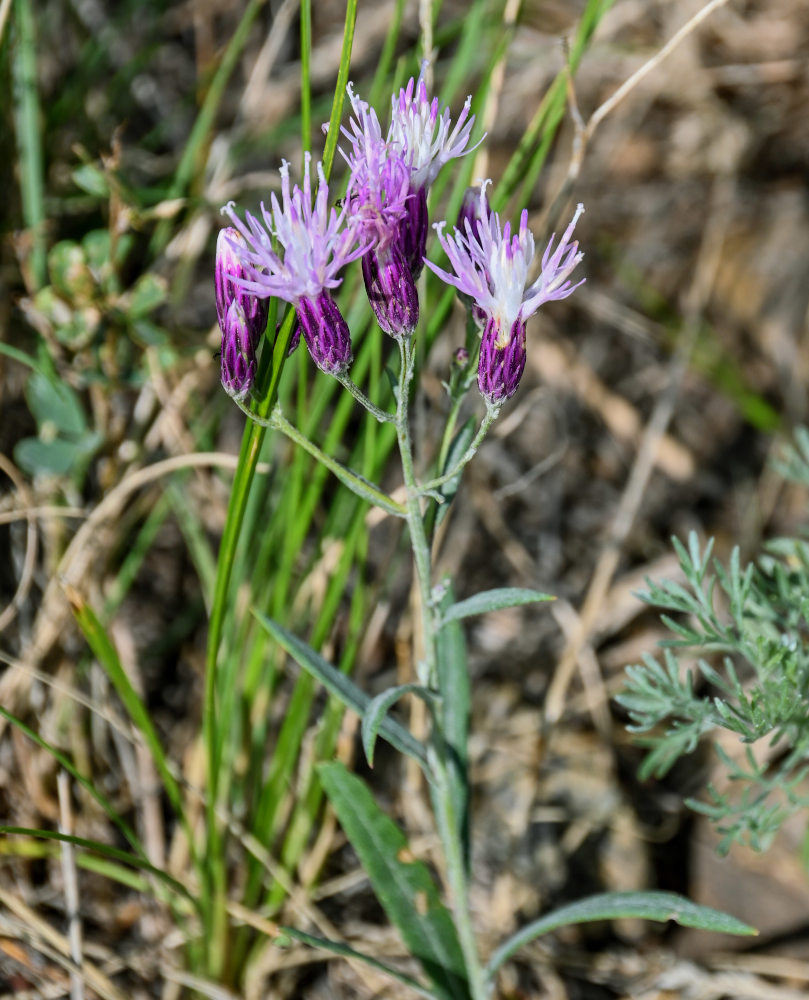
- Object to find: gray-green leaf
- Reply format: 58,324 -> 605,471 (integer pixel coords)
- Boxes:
318,762 -> 469,1000
486,891 -> 757,982
443,588 -> 554,623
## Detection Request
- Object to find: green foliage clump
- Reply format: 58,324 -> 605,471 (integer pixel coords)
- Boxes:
618,429 -> 809,855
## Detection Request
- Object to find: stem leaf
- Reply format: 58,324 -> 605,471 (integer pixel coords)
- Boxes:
318,762 -> 469,1000
435,585 -> 470,873
443,588 -> 554,623
254,612 -> 428,769
486,891 -> 757,982
362,683 -> 437,768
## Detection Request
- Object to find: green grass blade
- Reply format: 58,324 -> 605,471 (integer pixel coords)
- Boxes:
0,827 -> 197,909
66,588 -> 194,860
11,0 -> 47,289
0,706 -> 141,855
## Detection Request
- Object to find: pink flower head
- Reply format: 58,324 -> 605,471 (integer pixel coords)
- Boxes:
340,85 -> 411,254
389,63 -> 478,191
221,153 -> 366,375
425,182 -> 585,401
427,182 -> 585,346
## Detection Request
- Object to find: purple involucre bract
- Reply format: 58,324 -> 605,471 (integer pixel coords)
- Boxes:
220,301 -> 256,400
221,152 -> 365,375
477,317 -> 526,403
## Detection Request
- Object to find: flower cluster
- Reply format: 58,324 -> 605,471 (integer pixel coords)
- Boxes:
215,67 -> 585,406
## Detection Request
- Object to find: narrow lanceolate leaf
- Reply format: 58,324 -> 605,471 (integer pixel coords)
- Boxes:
442,588 -> 554,624
435,585 -> 470,873
277,925 -> 439,1000
485,891 -> 757,982
318,762 -> 469,1000
254,612 -> 428,770
362,684 -> 437,768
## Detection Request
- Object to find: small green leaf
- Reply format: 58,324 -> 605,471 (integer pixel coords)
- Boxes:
72,163 -> 110,198
254,612 -> 428,770
120,273 -> 168,319
48,240 -> 94,300
362,684 -> 437,768
443,587 -> 554,623
25,373 -> 86,436
130,318 -> 170,347
318,762 -> 469,1000
15,437 -> 82,476
485,891 -> 757,982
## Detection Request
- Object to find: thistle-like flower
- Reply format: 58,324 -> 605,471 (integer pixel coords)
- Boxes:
220,301 -> 256,400
221,153 -> 365,376
341,87 -> 418,337
215,227 -> 269,348
388,65 -> 478,277
425,182 -> 585,403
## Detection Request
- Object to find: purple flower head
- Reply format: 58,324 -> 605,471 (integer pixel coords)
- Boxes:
220,301 -> 256,401
388,65 -> 479,277
221,153 -> 365,375
340,85 -> 420,337
215,227 -> 269,347
341,85 -> 411,254
425,182 -> 585,402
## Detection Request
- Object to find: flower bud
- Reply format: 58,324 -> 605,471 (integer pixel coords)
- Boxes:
457,184 -> 490,242
220,301 -> 256,400
215,227 -> 269,347
361,245 -> 419,339
477,316 -> 526,403
296,292 -> 353,375
453,346 -> 470,367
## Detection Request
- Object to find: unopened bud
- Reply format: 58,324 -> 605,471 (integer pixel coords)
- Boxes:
220,301 -> 256,400
296,292 -> 353,375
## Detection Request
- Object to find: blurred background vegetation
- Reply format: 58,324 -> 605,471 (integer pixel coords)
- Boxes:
1,0 -> 809,996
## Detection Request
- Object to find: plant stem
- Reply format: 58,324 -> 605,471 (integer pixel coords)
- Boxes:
336,372 -> 396,423
418,402 -> 499,495
395,337 -> 488,1000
